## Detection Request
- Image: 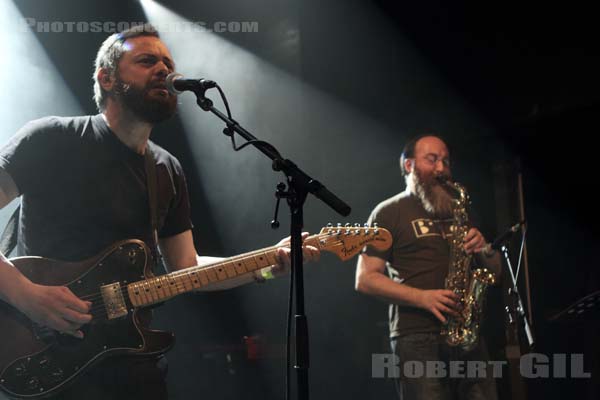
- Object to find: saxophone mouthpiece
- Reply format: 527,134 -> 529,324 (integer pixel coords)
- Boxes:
435,175 -> 452,185
436,176 -> 465,198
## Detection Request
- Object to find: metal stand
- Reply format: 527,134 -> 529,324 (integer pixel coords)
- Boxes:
189,87 -> 351,400
500,244 -> 535,348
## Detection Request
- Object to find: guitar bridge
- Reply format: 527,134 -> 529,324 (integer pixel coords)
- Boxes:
100,283 -> 128,320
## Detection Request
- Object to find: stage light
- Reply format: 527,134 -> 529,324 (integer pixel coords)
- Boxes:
139,1 -> 391,251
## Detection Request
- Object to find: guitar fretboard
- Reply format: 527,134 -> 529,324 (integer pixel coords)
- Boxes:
125,227 -> 390,308
127,238 -> 319,307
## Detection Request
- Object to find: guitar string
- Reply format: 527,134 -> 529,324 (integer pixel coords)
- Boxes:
77,230 -> 376,303
77,237 -> 364,318
81,238 -> 359,315
84,271 -> 250,316
83,238 -> 360,316
77,245 -> 284,302
77,234 -> 320,302
78,245 -> 285,304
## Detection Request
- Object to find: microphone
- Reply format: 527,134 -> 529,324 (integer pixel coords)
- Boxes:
166,73 -> 217,95
482,220 -> 526,256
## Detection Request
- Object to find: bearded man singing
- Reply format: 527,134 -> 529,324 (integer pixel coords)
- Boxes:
355,135 -> 502,400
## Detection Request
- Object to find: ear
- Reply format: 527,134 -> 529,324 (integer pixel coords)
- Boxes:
97,68 -> 115,92
404,158 -> 414,174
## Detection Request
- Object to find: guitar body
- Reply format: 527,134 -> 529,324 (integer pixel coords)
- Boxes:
0,240 -> 174,399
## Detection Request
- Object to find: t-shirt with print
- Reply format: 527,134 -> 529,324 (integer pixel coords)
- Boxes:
363,190 -> 454,338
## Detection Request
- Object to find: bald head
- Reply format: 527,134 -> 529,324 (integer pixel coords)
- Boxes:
400,135 -> 450,176
402,135 -> 454,218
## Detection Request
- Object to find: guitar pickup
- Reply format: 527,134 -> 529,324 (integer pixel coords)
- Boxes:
100,282 -> 128,320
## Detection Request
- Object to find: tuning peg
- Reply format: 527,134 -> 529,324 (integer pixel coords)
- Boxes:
344,223 -> 351,234
364,222 -> 371,234
373,222 -> 379,235
325,222 -> 332,234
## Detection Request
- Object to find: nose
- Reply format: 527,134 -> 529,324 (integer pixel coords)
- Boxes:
434,159 -> 446,173
155,61 -> 171,78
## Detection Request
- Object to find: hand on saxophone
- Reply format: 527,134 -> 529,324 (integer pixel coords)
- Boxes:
463,227 -> 487,254
416,289 -> 461,324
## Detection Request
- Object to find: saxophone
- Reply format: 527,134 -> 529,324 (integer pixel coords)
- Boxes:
440,179 -> 496,351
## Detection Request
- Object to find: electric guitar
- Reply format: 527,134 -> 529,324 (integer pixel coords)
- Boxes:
0,225 -> 391,399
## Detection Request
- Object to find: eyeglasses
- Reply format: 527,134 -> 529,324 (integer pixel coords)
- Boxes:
421,154 -> 450,168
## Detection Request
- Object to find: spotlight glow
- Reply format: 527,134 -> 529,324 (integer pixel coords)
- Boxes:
139,1 -> 393,251
0,0 -> 83,238
0,2 -> 82,138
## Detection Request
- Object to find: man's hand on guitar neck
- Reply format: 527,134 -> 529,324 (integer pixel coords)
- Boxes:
271,232 -> 321,278
13,281 -> 92,339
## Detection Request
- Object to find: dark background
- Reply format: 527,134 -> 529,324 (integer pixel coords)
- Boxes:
5,0 -> 599,398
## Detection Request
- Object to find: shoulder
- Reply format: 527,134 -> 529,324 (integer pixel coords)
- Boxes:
147,141 -> 184,172
367,191 -> 421,229
371,191 -> 413,214
1,115 -> 93,157
23,115 -> 91,131
13,115 -> 93,141
15,116 -> 63,137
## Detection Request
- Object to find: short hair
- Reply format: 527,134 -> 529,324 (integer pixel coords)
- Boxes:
92,23 -> 160,112
399,134 -> 449,176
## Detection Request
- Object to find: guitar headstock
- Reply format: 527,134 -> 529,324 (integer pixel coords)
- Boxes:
313,223 -> 392,261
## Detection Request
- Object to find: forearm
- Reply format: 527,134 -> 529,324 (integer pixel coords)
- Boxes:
356,271 -> 422,308
0,253 -> 32,308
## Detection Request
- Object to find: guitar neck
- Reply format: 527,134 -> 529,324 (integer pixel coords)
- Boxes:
125,225 -> 392,308
126,236 -> 322,307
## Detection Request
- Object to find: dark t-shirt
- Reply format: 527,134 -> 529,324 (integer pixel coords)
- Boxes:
0,114 -> 193,261
363,190 -> 453,338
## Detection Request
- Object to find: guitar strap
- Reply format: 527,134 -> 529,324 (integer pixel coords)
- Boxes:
144,145 -> 162,268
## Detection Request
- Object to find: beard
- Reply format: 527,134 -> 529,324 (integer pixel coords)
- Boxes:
113,75 -> 177,124
409,168 -> 454,219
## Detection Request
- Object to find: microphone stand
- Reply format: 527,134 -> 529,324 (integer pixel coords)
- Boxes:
499,231 -> 535,348
192,88 -> 351,400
